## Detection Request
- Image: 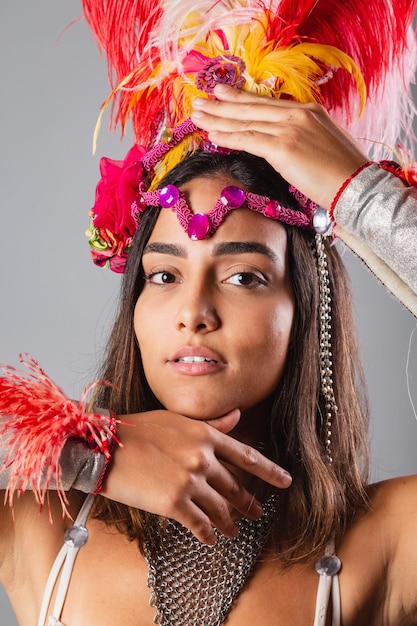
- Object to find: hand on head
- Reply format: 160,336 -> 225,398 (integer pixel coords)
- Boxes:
191,85 -> 369,210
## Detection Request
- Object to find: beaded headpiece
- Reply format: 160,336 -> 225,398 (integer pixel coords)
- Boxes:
82,0 -> 417,273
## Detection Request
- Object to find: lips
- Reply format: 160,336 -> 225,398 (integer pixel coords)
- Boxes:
169,346 -> 227,375
176,355 -> 218,363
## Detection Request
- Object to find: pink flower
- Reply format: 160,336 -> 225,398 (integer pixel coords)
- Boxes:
91,144 -> 146,245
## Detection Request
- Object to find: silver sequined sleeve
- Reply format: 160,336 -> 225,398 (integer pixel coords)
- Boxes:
0,432 -> 106,493
334,164 -> 417,294
59,441 -> 106,492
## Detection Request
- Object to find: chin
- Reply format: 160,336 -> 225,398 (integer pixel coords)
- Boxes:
162,399 -> 235,421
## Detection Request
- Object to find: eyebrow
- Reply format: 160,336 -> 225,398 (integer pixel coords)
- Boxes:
143,242 -> 187,257
213,241 -> 279,262
143,241 -> 279,262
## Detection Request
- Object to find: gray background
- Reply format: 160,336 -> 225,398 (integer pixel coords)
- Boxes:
0,1 -> 416,623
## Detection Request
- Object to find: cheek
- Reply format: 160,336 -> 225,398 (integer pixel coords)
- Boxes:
238,300 -> 294,388
256,292 -> 294,348
133,297 -> 156,362
134,300 -> 166,402
133,300 -> 143,345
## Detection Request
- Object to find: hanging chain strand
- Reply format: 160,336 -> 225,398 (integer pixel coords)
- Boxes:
315,234 -> 338,464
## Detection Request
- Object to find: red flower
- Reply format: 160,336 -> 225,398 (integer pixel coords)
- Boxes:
90,248 -> 129,274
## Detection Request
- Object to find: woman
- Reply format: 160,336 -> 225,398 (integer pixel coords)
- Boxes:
1,113 -> 416,626
1,0 -> 417,624
0,141 -> 374,625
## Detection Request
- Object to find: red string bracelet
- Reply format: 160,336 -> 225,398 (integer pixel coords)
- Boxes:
378,160 -> 412,185
329,161 -> 373,222
92,411 -> 119,494
329,159 -> 413,223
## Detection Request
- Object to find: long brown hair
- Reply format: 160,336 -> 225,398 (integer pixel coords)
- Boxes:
92,151 -> 369,563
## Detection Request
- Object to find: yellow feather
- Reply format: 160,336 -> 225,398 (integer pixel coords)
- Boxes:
96,5 -> 366,173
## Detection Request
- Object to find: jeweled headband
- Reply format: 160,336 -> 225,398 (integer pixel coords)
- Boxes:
83,0 -> 417,273
87,134 -> 332,272
133,184 -> 314,241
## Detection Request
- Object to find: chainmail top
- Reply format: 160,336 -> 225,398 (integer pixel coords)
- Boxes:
144,494 -> 277,625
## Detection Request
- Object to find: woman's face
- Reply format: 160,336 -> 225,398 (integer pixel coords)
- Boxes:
134,175 -> 295,421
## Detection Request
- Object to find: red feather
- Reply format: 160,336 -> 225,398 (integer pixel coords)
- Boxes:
82,0 -> 163,82
82,0 -> 164,141
272,0 -> 417,112
0,354 -> 119,517
81,0 -> 417,147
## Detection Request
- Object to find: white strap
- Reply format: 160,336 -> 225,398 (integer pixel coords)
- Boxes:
314,573 -> 333,625
331,574 -> 341,625
37,494 -> 95,626
313,573 -> 341,626
313,539 -> 341,626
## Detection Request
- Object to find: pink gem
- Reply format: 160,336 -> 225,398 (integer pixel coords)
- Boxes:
220,186 -> 245,208
159,185 -> 180,208
187,213 -> 210,240
265,200 -> 279,218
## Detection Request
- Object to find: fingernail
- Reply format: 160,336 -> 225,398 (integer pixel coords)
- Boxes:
213,84 -> 229,94
229,524 -> 239,538
192,97 -> 206,107
191,110 -> 204,119
281,470 -> 292,486
253,501 -> 264,518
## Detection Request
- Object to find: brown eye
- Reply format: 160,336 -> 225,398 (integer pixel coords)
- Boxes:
145,271 -> 176,284
226,272 -> 266,287
236,273 -> 254,285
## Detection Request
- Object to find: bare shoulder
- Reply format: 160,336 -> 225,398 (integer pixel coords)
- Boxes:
0,490 -> 84,607
310,476 -> 417,625
366,474 -> 417,517
365,475 -> 417,620
0,490 -> 17,567
361,475 -> 417,563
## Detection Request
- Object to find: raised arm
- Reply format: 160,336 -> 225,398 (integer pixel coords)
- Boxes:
191,84 -> 417,313
333,163 -> 417,298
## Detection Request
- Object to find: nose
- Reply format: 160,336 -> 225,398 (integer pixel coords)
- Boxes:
174,282 -> 220,333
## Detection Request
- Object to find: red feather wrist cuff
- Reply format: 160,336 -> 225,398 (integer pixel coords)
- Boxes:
0,354 -> 120,517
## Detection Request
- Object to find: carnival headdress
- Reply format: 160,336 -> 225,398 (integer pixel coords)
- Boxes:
82,0 -> 417,275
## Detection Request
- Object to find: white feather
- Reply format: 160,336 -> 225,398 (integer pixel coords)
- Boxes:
345,26 -> 417,160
